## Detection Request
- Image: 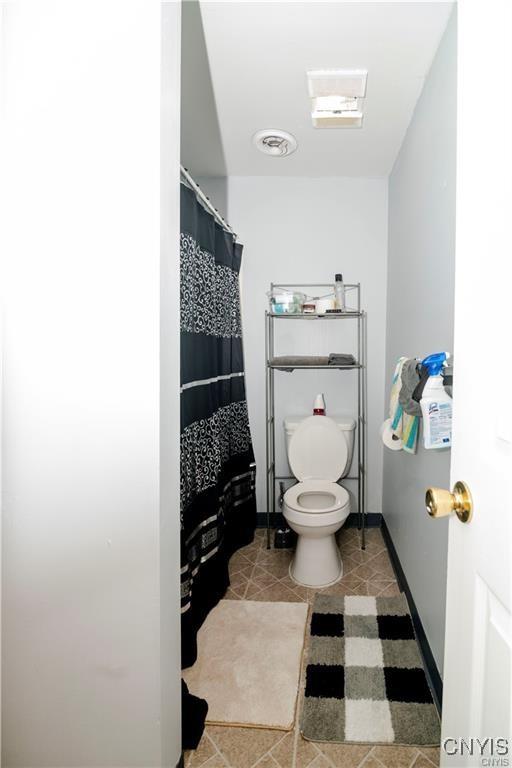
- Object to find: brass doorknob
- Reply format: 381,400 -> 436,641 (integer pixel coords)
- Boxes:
425,481 -> 473,523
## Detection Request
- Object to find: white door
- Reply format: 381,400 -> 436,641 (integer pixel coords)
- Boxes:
440,2 -> 512,765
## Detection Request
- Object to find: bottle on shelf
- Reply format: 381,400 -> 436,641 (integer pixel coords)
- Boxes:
334,273 -> 345,311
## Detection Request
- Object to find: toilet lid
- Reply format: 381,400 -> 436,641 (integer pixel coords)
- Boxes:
288,415 -> 348,482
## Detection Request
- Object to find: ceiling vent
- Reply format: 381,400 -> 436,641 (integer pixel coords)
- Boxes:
253,129 -> 298,157
307,69 -> 368,128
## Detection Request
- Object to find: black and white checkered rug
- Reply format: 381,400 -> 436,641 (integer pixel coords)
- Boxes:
301,594 -> 441,746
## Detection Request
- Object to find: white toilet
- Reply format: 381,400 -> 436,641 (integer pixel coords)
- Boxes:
283,414 -> 356,587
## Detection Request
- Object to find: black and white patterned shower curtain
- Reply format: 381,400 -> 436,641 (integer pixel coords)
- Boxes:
180,183 -> 256,668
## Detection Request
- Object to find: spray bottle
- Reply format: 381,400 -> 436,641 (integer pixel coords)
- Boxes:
420,352 -> 452,449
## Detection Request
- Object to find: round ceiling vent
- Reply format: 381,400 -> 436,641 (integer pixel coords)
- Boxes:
252,129 -> 298,157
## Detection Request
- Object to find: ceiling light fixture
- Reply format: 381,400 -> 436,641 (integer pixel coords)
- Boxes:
253,129 -> 298,157
307,69 -> 368,128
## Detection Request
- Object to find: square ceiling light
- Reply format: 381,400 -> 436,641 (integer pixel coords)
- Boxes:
307,69 -> 367,128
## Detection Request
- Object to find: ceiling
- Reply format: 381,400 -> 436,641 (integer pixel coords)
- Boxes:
182,1 -> 454,178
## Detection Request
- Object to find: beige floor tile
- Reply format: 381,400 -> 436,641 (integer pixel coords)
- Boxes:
341,555 -> 363,575
411,756 -> 437,768
253,755 -> 281,768
419,747 -> 440,766
339,545 -> 360,559
295,735 -> 321,767
367,579 -> 396,596
289,584 -> 310,602
270,731 -> 295,768
260,559 -> 292,580
346,580 -> 373,595
360,757 -> 385,768
316,742 -> 372,768
365,530 -> 385,543
351,563 -> 380,580
257,549 -> 292,565
207,726 -> 285,768
230,571 -> 251,590
339,573 -> 365,588
378,582 -> 401,596
343,549 -> 377,564
251,582 -> 303,602
185,732 -> 217,767
224,586 -> 244,600
243,582 -> 269,599
311,580 -> 360,599
241,549 -> 261,564
372,745 -> 418,767
230,551 -> 253,570
367,551 -> 393,569
252,564 -> 277,578
230,562 -> 256,579
250,571 -> 280,589
306,755 -> 331,768
202,756 -> 229,768
278,574 -> 305,591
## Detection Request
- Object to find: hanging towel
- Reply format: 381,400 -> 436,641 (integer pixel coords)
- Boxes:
399,358 -> 421,416
328,353 -> 357,366
389,357 -> 419,454
272,355 -> 329,371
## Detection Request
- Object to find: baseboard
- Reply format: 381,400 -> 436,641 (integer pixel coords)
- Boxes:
381,518 -> 443,714
346,512 -> 382,528
256,512 -> 383,528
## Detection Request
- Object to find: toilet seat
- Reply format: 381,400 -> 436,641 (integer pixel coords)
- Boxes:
284,479 -> 349,514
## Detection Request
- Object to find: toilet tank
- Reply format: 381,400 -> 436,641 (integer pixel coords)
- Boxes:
283,414 -> 356,478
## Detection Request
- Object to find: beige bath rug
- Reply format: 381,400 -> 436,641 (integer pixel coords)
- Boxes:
183,599 -> 309,730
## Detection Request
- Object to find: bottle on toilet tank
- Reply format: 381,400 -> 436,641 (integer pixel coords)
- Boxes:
313,394 -> 325,415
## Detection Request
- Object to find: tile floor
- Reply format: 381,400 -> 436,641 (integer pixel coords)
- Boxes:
185,526 -> 441,768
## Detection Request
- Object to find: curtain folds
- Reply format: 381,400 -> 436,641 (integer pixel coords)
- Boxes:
180,183 -> 256,669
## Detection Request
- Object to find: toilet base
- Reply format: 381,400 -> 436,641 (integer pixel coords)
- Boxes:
288,533 -> 343,588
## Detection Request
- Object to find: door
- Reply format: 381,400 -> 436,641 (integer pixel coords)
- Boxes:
440,2 -> 512,765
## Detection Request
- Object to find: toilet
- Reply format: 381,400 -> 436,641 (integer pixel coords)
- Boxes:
283,414 -> 356,587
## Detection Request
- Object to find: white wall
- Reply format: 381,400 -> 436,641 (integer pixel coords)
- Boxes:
0,3 -> 181,765
227,176 -> 388,516
161,3 -> 183,765
383,10 -> 457,676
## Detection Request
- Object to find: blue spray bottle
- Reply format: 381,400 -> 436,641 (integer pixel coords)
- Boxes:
420,352 -> 452,449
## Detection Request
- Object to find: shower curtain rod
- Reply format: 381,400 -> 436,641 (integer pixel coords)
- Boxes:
180,165 -> 237,239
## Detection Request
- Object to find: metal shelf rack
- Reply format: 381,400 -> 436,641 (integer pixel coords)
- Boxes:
265,283 -> 368,551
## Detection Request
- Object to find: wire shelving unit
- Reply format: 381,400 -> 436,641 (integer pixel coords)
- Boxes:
265,283 -> 368,551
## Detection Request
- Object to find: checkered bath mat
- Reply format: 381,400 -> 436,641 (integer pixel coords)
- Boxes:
301,594 -> 441,746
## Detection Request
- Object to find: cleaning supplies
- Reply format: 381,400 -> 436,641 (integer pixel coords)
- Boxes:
334,273 -> 345,311
420,352 -> 452,450
313,394 -> 325,415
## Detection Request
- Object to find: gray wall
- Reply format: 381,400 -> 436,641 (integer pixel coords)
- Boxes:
181,0 -> 226,178
196,177 -> 229,222
228,176 -> 388,518
383,9 -> 456,675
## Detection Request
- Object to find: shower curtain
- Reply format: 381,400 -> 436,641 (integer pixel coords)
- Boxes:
180,183 -> 257,669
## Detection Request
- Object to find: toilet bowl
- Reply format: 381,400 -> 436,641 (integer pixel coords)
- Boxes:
282,415 -> 355,587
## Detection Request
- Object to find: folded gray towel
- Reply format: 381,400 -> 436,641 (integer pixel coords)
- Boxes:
399,358 -> 421,416
328,353 -> 356,366
271,356 -> 329,371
